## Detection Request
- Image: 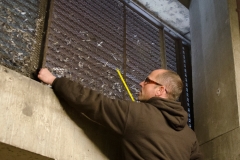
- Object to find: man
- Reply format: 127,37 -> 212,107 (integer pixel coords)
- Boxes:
38,68 -> 202,160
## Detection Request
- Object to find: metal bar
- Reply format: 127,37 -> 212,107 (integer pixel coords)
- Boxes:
183,45 -> 194,129
159,28 -> 167,69
237,0 -> 240,29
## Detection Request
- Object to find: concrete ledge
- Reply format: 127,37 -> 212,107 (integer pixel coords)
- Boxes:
0,65 -> 120,160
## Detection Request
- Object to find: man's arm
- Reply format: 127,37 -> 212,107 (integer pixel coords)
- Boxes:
37,68 -> 130,135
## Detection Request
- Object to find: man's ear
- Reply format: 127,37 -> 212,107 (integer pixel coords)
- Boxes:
155,86 -> 162,97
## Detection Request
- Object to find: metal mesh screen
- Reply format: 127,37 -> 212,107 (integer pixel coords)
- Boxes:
44,0 -> 125,99
125,6 -> 161,100
165,33 -> 177,72
0,0 -> 49,78
44,0 -> 162,101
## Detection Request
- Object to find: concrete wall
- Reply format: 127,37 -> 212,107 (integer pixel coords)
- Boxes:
0,65 -> 120,160
190,0 -> 240,159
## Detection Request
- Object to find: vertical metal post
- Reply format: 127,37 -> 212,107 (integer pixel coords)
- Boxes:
159,28 -> 167,69
175,39 -> 185,105
237,0 -> 240,29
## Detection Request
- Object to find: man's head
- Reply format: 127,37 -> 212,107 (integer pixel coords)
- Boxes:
138,69 -> 183,101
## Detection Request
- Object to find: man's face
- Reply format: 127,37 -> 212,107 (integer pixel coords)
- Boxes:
138,70 -> 168,101
138,71 -> 161,101
138,80 -> 156,101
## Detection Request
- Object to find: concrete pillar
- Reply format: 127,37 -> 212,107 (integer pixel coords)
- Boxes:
190,0 -> 240,159
0,65 -> 120,160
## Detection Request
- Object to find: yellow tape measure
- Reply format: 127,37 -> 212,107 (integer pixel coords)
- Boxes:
116,69 -> 135,101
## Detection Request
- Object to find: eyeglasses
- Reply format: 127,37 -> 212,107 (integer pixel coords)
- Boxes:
144,77 -> 168,93
144,77 -> 163,86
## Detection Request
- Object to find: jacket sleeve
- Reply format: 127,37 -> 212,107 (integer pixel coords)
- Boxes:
52,77 -> 130,135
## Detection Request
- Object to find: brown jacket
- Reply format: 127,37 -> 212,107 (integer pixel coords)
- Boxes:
52,77 -> 202,160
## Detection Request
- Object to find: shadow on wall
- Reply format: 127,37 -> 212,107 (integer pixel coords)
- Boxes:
58,99 -> 122,160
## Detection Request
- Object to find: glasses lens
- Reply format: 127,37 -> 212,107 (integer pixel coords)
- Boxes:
144,77 -> 162,86
144,77 -> 150,83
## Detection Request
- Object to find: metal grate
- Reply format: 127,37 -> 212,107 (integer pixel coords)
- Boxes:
0,0 -> 49,78
165,33 -> 177,72
125,6 -> 161,100
44,0 -> 125,99
0,0 -> 194,127
44,0 -> 162,101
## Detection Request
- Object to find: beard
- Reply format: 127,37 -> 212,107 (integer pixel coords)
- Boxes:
138,91 -> 145,102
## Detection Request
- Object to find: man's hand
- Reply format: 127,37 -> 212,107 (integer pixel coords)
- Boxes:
38,68 -> 56,85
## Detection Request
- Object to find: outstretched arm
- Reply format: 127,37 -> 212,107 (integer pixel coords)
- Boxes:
38,68 -> 56,85
38,68 -> 130,135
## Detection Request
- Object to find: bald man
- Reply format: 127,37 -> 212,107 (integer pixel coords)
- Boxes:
38,68 -> 202,160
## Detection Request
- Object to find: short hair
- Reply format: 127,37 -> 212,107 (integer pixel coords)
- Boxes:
156,70 -> 183,101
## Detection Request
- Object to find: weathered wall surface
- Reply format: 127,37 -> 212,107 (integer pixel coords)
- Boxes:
133,0 -> 191,39
200,127 -> 240,160
0,65 -> 120,160
190,0 -> 240,159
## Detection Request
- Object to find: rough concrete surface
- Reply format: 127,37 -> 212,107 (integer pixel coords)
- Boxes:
200,127 -> 240,160
228,0 -> 240,125
190,0 -> 239,144
190,0 -> 240,159
133,0 -> 190,39
0,65 -> 120,160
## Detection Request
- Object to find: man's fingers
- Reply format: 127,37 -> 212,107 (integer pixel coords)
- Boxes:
38,68 -> 47,79
38,68 -> 47,75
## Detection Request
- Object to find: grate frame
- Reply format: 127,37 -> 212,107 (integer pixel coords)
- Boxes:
0,0 -> 50,79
